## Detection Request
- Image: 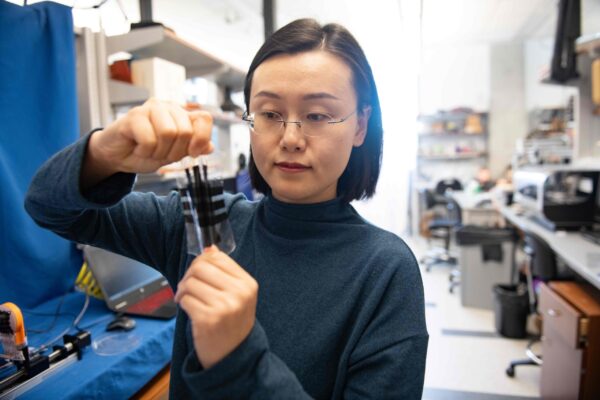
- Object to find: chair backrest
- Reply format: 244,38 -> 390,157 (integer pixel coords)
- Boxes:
419,188 -> 437,210
523,230 -> 557,281
446,197 -> 462,225
435,179 -> 463,195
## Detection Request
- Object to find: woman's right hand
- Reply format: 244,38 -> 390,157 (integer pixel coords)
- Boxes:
82,98 -> 214,187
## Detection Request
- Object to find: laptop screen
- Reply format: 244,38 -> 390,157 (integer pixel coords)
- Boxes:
83,246 -> 163,302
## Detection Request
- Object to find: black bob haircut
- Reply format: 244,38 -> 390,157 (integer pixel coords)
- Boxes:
244,18 -> 383,203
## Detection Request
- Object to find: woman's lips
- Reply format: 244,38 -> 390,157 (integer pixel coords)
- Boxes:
275,162 -> 311,173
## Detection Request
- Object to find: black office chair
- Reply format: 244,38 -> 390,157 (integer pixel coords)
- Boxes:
420,190 -> 462,272
506,230 -> 558,377
435,178 -> 463,195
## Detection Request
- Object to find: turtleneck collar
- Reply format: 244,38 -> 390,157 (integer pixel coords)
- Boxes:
257,194 -> 360,240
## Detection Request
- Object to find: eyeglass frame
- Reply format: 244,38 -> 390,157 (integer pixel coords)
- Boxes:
241,109 -> 357,137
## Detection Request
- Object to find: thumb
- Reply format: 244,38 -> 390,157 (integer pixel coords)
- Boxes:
203,245 -> 219,254
190,141 -> 214,157
188,111 -> 214,156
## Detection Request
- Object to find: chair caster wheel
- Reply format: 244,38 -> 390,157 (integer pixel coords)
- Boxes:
449,287 -> 454,294
425,266 -> 431,272
506,366 -> 515,377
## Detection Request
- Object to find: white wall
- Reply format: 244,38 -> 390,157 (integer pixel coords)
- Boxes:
524,38 -> 578,111
419,45 -> 491,115
489,42 -> 527,177
417,44 -> 491,185
583,0 -> 600,35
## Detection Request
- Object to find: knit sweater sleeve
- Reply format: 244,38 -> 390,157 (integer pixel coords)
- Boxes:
343,245 -> 429,399
181,320 -> 313,399
24,132 -> 186,286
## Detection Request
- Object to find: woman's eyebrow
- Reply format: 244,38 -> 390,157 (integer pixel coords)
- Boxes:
302,92 -> 340,101
253,90 -> 340,101
253,90 -> 280,99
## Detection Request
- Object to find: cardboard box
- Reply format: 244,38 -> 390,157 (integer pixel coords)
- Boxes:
131,57 -> 186,104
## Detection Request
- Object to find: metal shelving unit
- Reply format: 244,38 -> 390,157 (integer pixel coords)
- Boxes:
105,26 -> 245,88
415,111 -> 489,183
417,152 -> 488,161
537,32 -> 600,164
576,33 -> 600,55
77,26 -> 245,132
108,80 -> 149,106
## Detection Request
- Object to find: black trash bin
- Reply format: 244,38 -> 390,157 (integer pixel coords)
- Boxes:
493,284 -> 529,338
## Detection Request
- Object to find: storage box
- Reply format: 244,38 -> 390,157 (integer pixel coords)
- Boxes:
131,57 -> 186,104
456,226 -> 515,309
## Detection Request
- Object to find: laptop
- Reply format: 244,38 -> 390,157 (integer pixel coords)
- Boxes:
82,245 -> 177,319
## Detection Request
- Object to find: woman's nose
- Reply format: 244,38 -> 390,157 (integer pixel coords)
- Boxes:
280,121 -> 305,152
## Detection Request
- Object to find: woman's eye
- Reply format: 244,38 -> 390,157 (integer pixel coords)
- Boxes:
306,113 -> 331,122
261,111 -> 282,120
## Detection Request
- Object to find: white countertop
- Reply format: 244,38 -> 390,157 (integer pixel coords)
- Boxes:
500,205 -> 600,290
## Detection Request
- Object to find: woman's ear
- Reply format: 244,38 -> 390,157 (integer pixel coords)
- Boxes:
353,106 -> 372,147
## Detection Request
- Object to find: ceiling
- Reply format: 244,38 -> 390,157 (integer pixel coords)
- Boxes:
420,0 -> 559,46
225,0 -> 560,46
51,0 -> 563,49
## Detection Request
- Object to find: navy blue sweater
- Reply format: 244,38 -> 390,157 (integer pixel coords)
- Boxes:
25,134 -> 428,399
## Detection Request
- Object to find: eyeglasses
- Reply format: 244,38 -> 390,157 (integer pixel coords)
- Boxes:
241,110 -> 356,138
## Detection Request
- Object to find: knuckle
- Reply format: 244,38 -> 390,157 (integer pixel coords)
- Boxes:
248,280 -> 259,296
189,258 -> 206,272
159,126 -> 178,138
140,135 -> 157,149
236,289 -> 252,306
166,152 -> 182,163
129,105 -> 147,116
180,126 -> 194,137
226,296 -> 241,312
197,111 -> 213,124
202,314 -> 219,330
116,118 -> 131,138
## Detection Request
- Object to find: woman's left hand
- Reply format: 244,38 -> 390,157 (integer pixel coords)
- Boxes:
175,246 -> 259,369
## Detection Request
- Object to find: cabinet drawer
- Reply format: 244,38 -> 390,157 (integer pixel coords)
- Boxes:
539,283 -> 583,349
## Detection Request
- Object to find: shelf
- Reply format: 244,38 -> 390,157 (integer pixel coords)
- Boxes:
108,80 -> 149,105
576,33 -> 600,55
106,26 -> 245,90
417,111 -> 487,123
539,76 -> 579,87
212,112 -> 243,126
418,132 -> 487,138
417,153 -> 487,161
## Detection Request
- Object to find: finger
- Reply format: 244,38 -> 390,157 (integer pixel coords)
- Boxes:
202,248 -> 254,282
178,292 -> 210,317
149,103 -> 178,160
165,105 -> 194,162
127,113 -> 158,158
181,257 -> 241,292
176,276 -> 228,307
188,111 -> 214,156
196,141 -> 214,156
183,245 -> 241,289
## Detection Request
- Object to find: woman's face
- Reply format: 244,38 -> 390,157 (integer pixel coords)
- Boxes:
249,50 -> 369,204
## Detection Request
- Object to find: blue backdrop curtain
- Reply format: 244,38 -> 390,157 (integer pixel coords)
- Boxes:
0,1 -> 82,308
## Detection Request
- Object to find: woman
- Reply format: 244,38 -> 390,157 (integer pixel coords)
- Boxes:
26,19 -> 427,399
